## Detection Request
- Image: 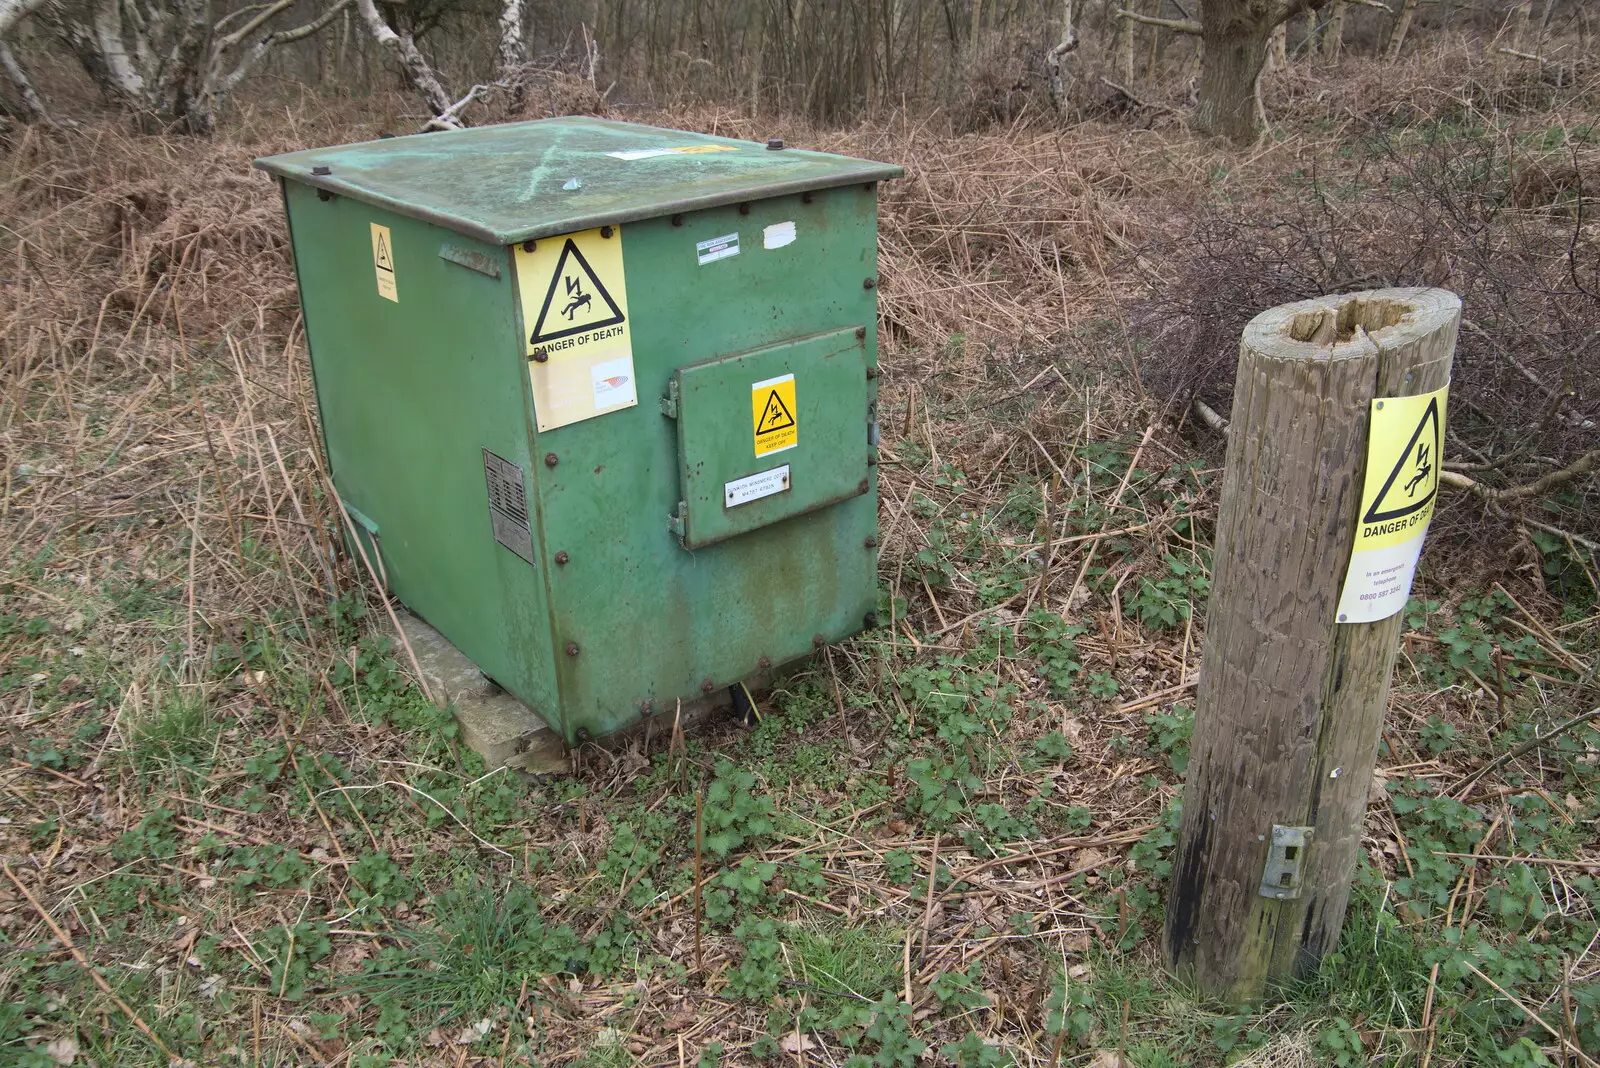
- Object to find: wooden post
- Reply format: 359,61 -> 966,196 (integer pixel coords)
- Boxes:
1163,288 -> 1459,1003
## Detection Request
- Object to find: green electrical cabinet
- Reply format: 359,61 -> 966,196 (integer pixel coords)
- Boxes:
257,118 -> 902,743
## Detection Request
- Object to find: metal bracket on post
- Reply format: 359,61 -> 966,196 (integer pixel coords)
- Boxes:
1259,825 -> 1314,900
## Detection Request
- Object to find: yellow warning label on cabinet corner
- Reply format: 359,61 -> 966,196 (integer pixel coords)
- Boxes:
752,374 -> 798,457
370,223 -> 398,302
515,226 -> 636,432
1336,385 -> 1448,624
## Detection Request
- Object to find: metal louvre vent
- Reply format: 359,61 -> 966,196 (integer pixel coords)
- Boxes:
482,449 -> 535,564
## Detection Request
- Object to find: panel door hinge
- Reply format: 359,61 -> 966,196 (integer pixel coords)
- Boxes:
659,380 -> 680,419
1259,825 -> 1314,900
668,501 -> 687,539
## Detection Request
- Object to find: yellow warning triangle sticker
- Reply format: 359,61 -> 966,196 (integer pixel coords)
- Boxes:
1363,395 -> 1441,524
374,232 -> 394,273
756,390 -> 796,435
530,238 -> 625,343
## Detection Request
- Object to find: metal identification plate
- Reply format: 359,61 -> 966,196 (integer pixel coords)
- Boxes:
482,449 -> 535,564
724,465 -> 791,509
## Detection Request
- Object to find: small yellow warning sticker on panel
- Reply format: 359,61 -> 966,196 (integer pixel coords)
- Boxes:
1337,385 -> 1448,624
752,374 -> 797,457
371,223 -> 398,302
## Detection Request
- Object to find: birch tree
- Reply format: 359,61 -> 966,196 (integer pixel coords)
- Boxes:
25,0 -> 350,133
0,0 -> 47,122
354,0 -> 530,130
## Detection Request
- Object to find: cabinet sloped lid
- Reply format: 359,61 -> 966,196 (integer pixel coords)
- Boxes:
255,116 -> 903,246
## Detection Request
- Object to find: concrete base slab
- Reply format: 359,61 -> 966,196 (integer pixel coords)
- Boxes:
391,609 -> 732,776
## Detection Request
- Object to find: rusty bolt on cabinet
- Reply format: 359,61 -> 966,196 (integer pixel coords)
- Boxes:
812,633 -> 826,648
863,278 -> 876,290
865,366 -> 878,379
565,641 -> 580,657
554,551 -> 570,565
857,478 -> 870,494
758,655 -> 772,669
544,453 -> 559,467
600,225 -> 613,238
575,727 -> 591,744
864,535 -> 878,548
855,326 -> 867,340
700,678 -> 716,694
521,239 -> 536,253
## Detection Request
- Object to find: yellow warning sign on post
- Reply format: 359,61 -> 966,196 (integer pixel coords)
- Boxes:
370,223 -> 398,302
752,374 -> 798,457
516,226 -> 635,432
1337,385 -> 1448,623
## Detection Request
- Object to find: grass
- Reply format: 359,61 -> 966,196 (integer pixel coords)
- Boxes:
3,59 -> 1599,1068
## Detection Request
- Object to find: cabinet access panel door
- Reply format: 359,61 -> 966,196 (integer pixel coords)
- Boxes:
673,328 -> 872,549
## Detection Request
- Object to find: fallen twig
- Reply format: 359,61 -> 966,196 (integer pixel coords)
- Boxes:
3,863 -> 178,1061
1449,707 -> 1599,797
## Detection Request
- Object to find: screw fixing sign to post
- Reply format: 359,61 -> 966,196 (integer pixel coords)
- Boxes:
516,226 -> 636,431
1336,385 -> 1449,624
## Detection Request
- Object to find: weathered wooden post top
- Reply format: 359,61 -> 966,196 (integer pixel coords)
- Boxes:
1163,287 -> 1459,1003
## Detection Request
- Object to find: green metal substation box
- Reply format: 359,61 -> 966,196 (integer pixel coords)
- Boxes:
257,118 -> 902,744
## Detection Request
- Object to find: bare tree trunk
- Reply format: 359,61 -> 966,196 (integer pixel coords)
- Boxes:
1508,0 -> 1533,51
1385,0 -> 1417,61
1045,0 -> 1077,112
1194,12 -> 1272,143
1319,0 -> 1344,63
1148,0 -> 1322,143
1116,0 -> 1135,81
355,0 -> 455,120
498,0 -> 526,111
0,37 -> 48,122
1268,20 -> 1287,69
748,0 -> 762,112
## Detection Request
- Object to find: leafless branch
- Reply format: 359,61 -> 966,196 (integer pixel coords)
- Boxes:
218,0 -> 351,96
1114,8 -> 1201,34
217,0 -> 295,50
1440,449 -> 1600,504
421,81 -> 504,131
